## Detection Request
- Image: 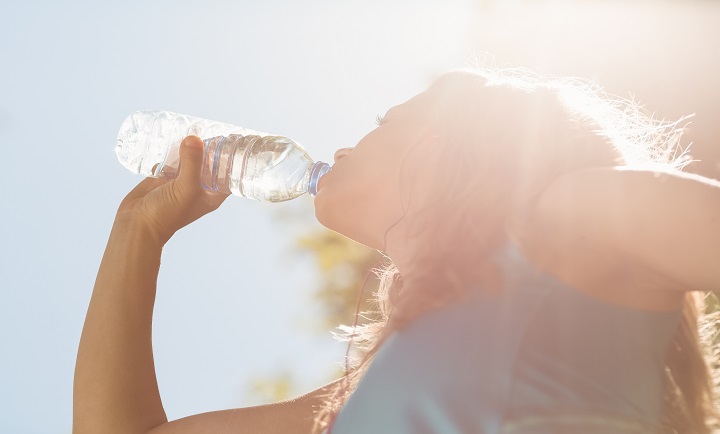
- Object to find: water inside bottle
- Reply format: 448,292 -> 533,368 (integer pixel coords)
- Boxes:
238,136 -> 313,202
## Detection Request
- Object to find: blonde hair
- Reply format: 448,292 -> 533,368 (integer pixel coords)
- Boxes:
312,68 -> 719,433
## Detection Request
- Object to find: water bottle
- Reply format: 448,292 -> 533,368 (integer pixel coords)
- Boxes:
115,110 -> 331,203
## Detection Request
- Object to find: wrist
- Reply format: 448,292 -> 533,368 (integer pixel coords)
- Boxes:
110,215 -> 168,252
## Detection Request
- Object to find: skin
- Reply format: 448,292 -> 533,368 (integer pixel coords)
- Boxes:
73,137 -> 331,434
518,166 -> 720,310
74,85 -> 720,433
314,88 -> 444,277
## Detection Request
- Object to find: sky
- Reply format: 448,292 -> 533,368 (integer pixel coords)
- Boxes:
1,1 -> 719,433
0,1 -> 477,432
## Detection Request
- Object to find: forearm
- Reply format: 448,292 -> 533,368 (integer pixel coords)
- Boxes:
533,167 -> 720,291
74,221 -> 167,434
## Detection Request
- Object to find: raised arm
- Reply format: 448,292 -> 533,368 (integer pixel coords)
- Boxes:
530,166 -> 720,293
73,136 -> 226,433
73,137 -> 332,434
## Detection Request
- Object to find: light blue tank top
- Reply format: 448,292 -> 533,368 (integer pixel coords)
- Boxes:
329,243 -> 681,433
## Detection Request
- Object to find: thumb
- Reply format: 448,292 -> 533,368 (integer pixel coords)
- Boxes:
176,135 -> 205,191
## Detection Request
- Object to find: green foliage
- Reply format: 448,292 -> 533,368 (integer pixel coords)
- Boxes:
703,292 -> 719,350
246,373 -> 294,404
705,291 -> 720,315
296,228 -> 384,329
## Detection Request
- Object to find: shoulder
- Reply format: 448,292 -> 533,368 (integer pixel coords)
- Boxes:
509,166 -> 720,310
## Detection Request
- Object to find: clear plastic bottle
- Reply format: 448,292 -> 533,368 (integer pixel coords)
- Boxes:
115,110 -> 330,203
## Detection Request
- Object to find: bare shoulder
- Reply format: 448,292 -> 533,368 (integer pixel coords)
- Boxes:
514,166 -> 720,309
146,379 -> 340,434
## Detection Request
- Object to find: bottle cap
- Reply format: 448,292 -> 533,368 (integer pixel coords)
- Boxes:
308,161 -> 331,196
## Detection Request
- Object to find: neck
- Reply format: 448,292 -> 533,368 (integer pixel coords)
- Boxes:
384,221 -> 512,298
380,220 -> 418,280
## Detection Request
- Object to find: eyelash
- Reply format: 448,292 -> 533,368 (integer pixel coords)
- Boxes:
375,114 -> 387,126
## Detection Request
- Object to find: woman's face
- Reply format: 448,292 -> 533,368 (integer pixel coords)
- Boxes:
313,88 -> 442,251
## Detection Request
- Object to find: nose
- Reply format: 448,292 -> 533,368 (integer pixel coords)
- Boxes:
333,147 -> 353,164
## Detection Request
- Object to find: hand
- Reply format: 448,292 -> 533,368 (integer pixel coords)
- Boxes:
115,136 -> 230,247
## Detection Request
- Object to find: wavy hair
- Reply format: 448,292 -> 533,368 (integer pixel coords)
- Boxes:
312,67 -> 719,433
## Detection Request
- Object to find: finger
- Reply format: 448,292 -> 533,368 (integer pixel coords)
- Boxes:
176,135 -> 205,192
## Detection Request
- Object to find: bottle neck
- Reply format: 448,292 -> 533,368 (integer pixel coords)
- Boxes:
307,161 -> 331,196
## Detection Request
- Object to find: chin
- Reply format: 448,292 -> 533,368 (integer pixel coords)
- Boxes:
314,198 -> 377,249
313,190 -> 345,234
313,197 -> 346,236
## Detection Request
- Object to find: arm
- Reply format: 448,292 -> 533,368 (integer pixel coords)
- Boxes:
531,166 -> 720,292
74,136 -> 223,433
74,136 -> 332,433
146,380 -> 341,434
73,220 -> 167,434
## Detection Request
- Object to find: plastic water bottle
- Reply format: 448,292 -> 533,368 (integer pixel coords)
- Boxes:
115,110 -> 331,203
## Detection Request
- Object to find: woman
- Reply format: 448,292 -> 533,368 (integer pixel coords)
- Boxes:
74,68 -> 719,434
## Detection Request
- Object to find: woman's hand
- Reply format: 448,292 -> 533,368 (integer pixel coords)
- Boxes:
115,135 -> 230,247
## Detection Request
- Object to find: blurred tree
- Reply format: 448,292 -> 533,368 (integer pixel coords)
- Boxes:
241,220 -> 381,404
246,372 -> 294,403
296,228 -> 384,329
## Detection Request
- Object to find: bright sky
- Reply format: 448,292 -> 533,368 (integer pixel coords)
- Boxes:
2,1 -> 718,433
0,1 -> 476,432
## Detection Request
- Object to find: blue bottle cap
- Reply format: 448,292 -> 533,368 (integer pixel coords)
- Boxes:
308,161 -> 331,196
